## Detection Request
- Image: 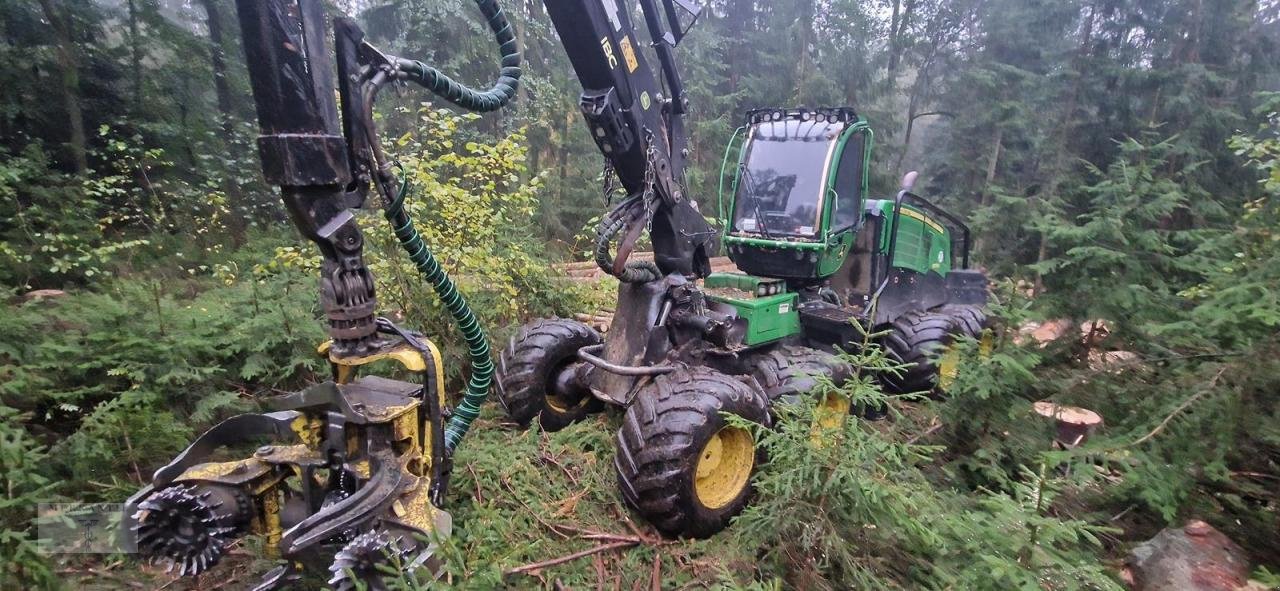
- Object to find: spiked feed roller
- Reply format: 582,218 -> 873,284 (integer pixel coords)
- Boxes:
133,484 -> 247,576
328,529 -> 420,591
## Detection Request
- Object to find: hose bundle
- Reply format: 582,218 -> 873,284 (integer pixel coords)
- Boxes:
594,196 -> 662,284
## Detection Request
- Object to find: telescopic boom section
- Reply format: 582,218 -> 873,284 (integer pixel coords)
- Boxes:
235,0 -> 380,358
543,0 -> 717,278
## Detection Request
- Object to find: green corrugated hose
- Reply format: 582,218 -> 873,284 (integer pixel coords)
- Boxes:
396,0 -> 520,112
384,176 -> 493,453
383,0 -> 520,453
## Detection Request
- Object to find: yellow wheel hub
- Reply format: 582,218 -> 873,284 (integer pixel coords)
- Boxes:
545,392 -> 578,413
814,392 -> 850,431
978,330 -> 995,357
694,426 -> 755,509
938,346 -> 961,391
809,391 -> 851,447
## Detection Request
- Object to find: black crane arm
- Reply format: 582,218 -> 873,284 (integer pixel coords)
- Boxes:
543,0 -> 717,280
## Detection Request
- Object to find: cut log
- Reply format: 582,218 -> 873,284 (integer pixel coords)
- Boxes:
1032,401 -> 1103,448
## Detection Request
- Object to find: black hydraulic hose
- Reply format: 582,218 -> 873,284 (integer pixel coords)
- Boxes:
395,0 -> 520,112
595,196 -> 661,284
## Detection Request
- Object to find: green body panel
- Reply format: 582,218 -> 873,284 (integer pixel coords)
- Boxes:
874,201 -> 952,276
705,272 -> 784,293
817,231 -> 854,277
705,288 -> 802,346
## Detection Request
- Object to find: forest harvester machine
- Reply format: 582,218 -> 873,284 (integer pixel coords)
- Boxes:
120,0 -> 992,586
495,1 -> 992,538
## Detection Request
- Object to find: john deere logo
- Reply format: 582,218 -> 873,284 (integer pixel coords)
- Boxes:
640,91 -> 651,110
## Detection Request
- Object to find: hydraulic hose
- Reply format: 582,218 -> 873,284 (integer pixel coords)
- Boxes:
594,198 -> 661,284
367,0 -> 521,453
395,0 -> 520,112
383,178 -> 492,453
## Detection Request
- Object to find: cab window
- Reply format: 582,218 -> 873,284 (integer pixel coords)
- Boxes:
831,132 -> 866,232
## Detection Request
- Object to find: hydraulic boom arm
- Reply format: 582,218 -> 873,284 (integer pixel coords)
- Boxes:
543,0 -> 717,281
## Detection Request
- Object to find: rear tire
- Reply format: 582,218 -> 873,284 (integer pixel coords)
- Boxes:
748,345 -> 851,404
496,318 -> 603,432
940,304 -> 989,339
614,367 -> 770,538
880,311 -> 957,395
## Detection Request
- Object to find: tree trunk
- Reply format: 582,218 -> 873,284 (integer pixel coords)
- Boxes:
725,0 -> 753,94
197,0 -> 248,245
1033,4 -> 1096,295
198,0 -> 236,142
972,127 -> 1002,256
128,0 -> 143,114
792,0 -> 816,102
38,0 -> 87,173
888,0 -> 902,73
889,0 -> 917,75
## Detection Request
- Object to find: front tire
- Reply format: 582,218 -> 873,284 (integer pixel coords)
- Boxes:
496,318 -> 603,432
614,367 -> 771,538
940,304 -> 990,339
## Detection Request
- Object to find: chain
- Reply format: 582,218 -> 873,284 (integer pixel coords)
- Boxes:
640,129 -> 659,231
601,161 -> 618,206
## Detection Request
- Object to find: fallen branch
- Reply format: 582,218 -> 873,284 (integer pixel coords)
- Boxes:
505,540 -> 637,576
550,523 -> 642,544
906,418 -> 943,444
466,462 -> 484,505
1126,366 -> 1227,448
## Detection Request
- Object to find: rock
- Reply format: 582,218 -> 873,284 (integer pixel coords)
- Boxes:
1127,521 -> 1253,591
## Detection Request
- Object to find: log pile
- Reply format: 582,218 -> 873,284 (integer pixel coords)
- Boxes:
553,254 -> 739,283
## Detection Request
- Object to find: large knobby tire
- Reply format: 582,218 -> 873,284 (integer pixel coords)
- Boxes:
496,318 -> 603,432
940,304 -> 990,340
748,345 -> 852,404
614,367 -> 771,538
750,345 -> 856,430
881,310 -> 958,395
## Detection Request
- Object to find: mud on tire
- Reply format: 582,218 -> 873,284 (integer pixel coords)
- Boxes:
496,318 -> 602,432
614,367 -> 771,538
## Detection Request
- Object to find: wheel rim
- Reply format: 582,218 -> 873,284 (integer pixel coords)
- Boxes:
937,345 -> 961,391
978,330 -> 995,357
544,361 -> 589,413
545,391 -> 586,413
694,426 -> 755,510
814,392 -> 850,431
